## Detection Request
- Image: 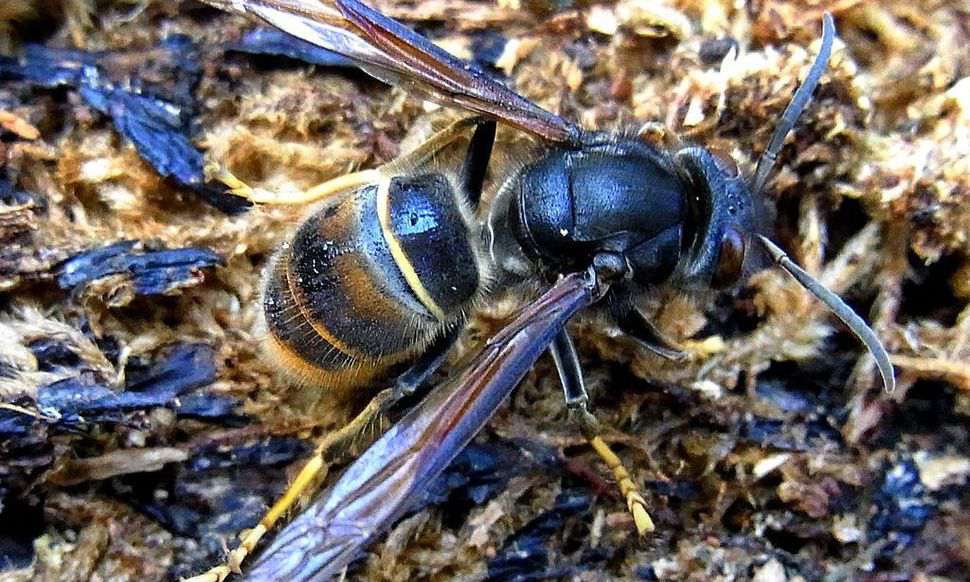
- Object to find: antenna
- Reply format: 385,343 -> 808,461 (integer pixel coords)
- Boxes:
751,12 -> 835,196
756,235 -> 895,393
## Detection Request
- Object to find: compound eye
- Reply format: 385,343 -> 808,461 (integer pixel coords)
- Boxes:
709,148 -> 740,179
711,227 -> 746,288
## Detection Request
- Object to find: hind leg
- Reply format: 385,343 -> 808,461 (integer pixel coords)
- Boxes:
183,329 -> 461,582
207,117 -> 488,206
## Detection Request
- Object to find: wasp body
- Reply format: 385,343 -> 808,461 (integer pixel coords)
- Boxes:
264,126 -> 751,396
187,2 -> 896,580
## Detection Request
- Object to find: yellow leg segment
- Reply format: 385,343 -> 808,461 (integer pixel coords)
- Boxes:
205,162 -> 380,206
587,435 -> 655,535
205,116 -> 483,207
183,390 -> 394,582
573,408 -> 654,536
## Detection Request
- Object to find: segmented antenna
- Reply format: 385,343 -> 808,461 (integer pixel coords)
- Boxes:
756,235 -> 895,393
750,16 -> 894,392
751,12 -> 835,196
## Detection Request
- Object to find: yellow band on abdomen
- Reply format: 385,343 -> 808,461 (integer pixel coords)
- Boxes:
376,179 -> 447,322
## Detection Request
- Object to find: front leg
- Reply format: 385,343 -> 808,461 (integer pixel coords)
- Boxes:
614,304 -> 687,362
549,329 -> 654,535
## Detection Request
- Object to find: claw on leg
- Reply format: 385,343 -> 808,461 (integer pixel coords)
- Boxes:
205,163 -> 270,202
182,565 -> 230,582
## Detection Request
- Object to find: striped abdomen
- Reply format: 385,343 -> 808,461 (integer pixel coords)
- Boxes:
262,173 -> 482,394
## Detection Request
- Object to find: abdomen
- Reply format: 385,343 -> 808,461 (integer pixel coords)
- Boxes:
262,174 -> 482,395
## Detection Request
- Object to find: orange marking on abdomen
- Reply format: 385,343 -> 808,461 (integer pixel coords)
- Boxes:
284,253 -> 369,361
263,332 -> 384,396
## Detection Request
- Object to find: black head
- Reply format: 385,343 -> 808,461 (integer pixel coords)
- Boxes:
671,14 -> 838,293
672,146 -> 766,291
665,13 -> 895,393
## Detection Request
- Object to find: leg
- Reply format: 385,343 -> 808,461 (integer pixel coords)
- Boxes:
458,120 -> 496,210
352,326 -> 465,452
384,116 -> 489,174
183,390 -> 395,582
184,328 -> 462,582
207,117 -> 487,206
614,305 -> 687,362
549,329 -> 655,535
206,162 -> 381,205
390,325 -> 463,403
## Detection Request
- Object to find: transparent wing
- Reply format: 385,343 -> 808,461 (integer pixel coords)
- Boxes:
203,0 -> 580,144
244,271 -> 596,582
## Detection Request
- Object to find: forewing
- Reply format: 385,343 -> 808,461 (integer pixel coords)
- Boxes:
244,272 -> 596,582
202,0 -> 580,144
